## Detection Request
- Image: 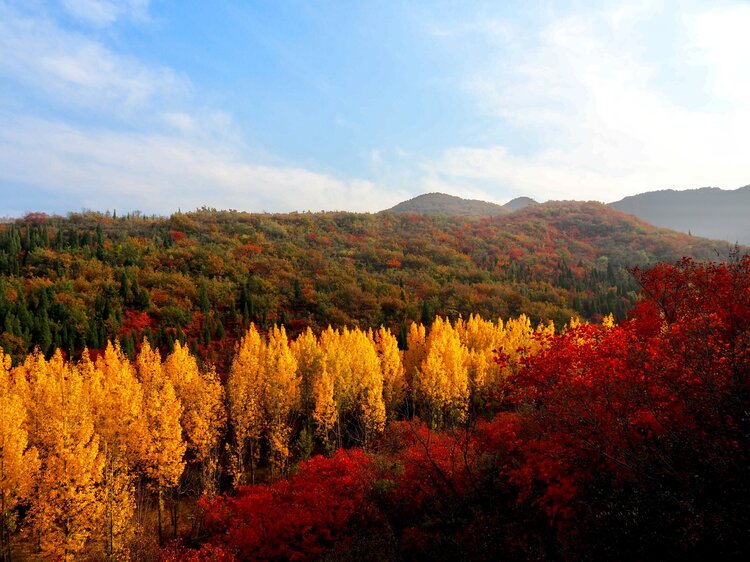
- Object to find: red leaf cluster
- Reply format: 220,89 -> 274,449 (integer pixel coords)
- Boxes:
199,450 -> 373,561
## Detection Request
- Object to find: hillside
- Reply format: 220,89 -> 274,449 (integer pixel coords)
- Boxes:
610,185 -> 750,244
387,192 -> 510,216
0,202 -> 734,365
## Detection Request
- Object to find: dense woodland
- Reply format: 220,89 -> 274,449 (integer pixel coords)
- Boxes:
0,206 -> 747,560
0,202 -> 731,368
1,254 -> 749,560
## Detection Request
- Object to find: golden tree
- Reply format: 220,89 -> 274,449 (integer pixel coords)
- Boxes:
24,350 -> 104,561
227,325 -> 264,485
356,329 -> 385,447
374,326 -> 405,420
415,317 -> 469,427
318,327 -> 385,447
290,327 -> 323,418
312,364 -> 337,451
87,341 -> 147,560
0,349 -> 38,562
403,322 -> 427,415
262,325 -> 300,475
164,341 -> 225,495
135,340 -> 185,543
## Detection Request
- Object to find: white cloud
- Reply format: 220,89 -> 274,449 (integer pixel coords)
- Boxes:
0,115 -> 407,214
424,2 -> 750,203
0,4 -> 186,115
61,0 -> 149,27
0,2 -> 412,215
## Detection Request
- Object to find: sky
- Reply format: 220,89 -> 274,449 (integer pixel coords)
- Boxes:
1,0 -> 750,216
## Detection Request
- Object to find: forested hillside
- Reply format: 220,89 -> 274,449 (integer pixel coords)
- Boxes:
2,254 -> 748,561
0,202 -> 732,366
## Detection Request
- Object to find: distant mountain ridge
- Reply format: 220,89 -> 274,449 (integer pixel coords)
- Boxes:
610,185 -> 750,245
387,192 -> 537,216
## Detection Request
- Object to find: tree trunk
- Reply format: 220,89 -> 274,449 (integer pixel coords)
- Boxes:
157,488 -> 163,546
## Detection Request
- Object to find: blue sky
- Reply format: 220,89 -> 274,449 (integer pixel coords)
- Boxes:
1,0 -> 750,216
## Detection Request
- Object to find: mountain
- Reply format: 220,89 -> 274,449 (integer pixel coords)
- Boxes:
0,202 -> 734,365
503,196 -> 538,212
387,193 -> 509,216
610,185 -> 750,245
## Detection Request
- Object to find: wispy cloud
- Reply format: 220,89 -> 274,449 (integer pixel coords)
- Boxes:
0,1 -> 408,215
0,115 -> 405,214
0,3 -> 185,116
61,0 -> 150,27
422,2 -> 750,203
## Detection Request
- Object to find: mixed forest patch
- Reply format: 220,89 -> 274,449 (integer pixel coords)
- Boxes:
0,206 -> 746,560
0,202 -> 731,370
1,254 -> 749,560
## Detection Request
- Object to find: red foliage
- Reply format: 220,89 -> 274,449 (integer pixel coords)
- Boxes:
120,310 -> 154,336
199,450 -> 374,561
506,256 -> 750,552
169,229 -> 187,242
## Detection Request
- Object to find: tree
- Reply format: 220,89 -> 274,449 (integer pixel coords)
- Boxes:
508,256 -> 750,558
0,349 -> 38,562
135,340 -> 185,544
24,351 -> 104,561
375,326 -> 405,420
403,322 -> 427,417
86,342 -> 147,559
414,318 -> 469,428
290,327 -> 323,419
262,325 -> 300,475
227,325 -> 264,485
163,341 -> 225,537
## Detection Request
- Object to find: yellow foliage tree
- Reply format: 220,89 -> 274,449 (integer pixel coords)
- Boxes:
227,325 -> 264,485
136,340 -> 185,544
375,326 -> 405,420
318,327 -> 385,447
164,341 -> 225,495
290,327 -> 323,418
262,325 -> 299,475
87,341 -> 147,560
0,349 -> 38,562
356,330 -> 385,447
312,364 -> 337,450
24,350 -> 104,561
415,318 -> 469,427
403,322 -> 427,415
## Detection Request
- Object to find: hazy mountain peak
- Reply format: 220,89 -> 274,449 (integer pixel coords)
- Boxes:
504,196 -> 538,211
386,193 -> 509,216
610,184 -> 750,244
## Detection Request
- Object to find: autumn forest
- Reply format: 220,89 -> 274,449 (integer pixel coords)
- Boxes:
1,206 -> 748,560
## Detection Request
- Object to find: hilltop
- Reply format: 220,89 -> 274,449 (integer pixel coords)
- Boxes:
387,193 -> 510,216
610,185 -> 750,244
